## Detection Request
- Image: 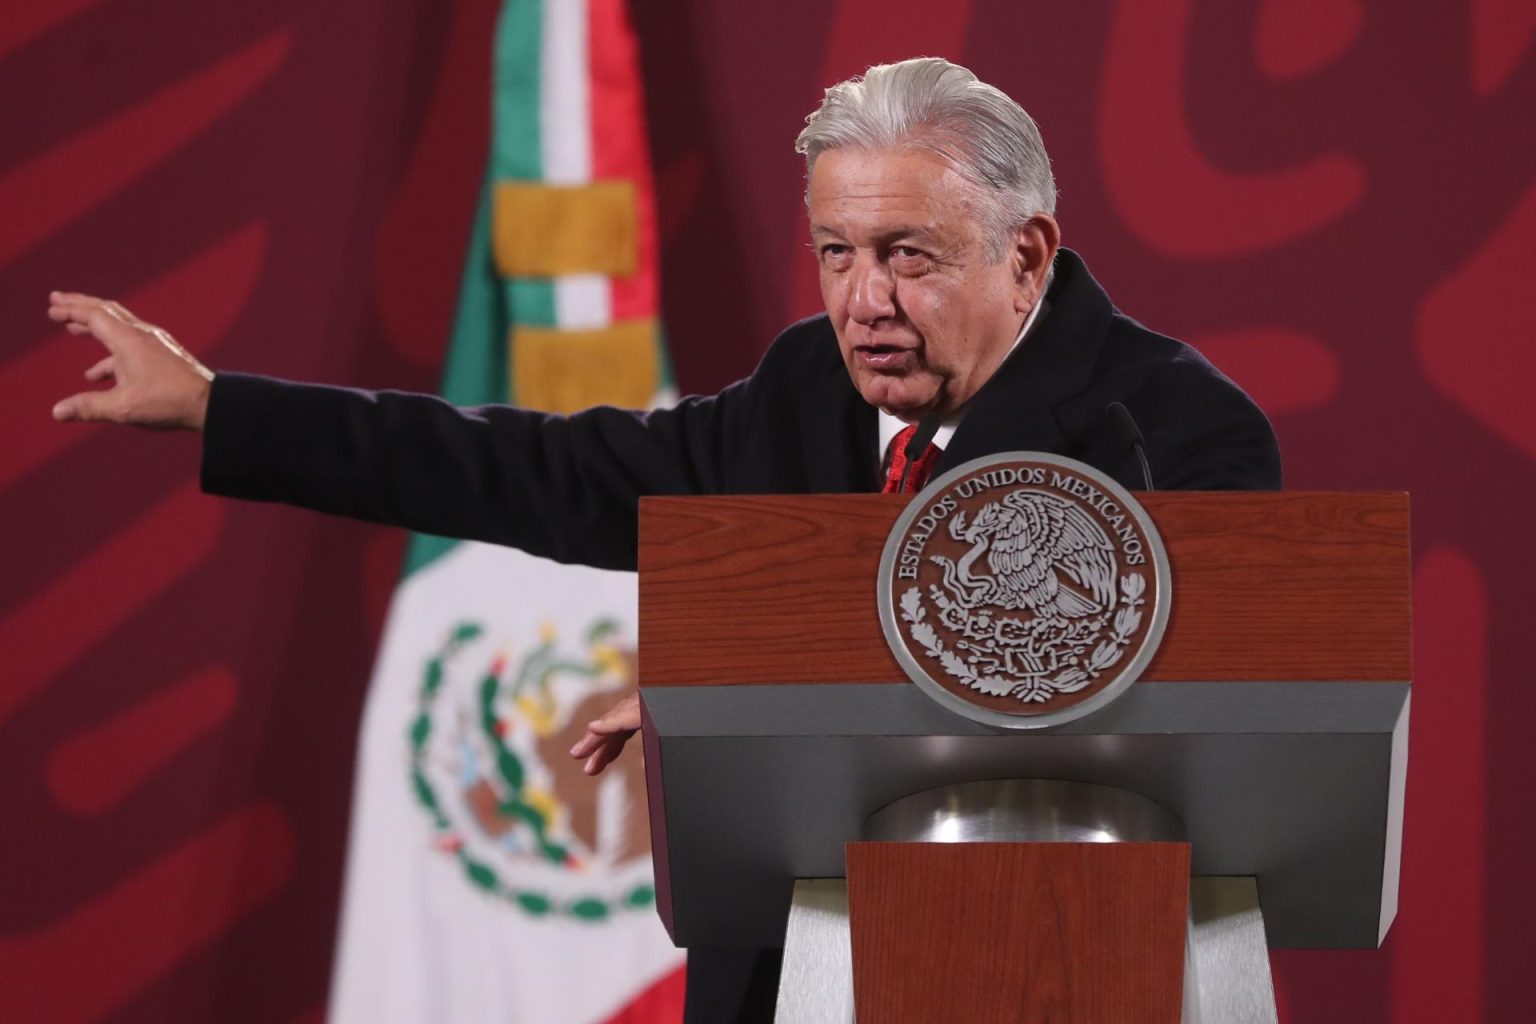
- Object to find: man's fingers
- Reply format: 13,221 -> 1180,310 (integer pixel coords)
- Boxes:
48,292 -> 105,322
84,356 -> 115,382
570,693 -> 641,775
571,728 -> 616,773
569,728 -> 605,759
51,291 -> 106,305
585,694 -> 641,736
52,390 -> 116,423
569,717 -> 635,756
584,744 -> 610,775
48,293 -> 144,349
51,291 -> 212,381
583,734 -> 630,776
49,299 -> 123,352
50,291 -> 117,322
587,713 -> 631,736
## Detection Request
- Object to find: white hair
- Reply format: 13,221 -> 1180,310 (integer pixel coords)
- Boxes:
795,57 -> 1057,260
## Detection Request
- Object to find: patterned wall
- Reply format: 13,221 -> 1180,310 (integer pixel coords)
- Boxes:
1,0 -> 1530,1020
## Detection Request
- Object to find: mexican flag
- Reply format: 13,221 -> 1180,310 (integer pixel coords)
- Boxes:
328,1 -> 685,1020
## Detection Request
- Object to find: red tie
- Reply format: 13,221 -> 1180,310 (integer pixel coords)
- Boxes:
882,425 -> 943,494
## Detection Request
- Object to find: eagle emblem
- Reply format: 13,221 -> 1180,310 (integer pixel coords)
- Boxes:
939,489 -> 1116,621
879,454 -> 1169,728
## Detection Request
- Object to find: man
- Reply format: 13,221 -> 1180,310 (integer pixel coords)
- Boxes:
51,58 -> 1279,1021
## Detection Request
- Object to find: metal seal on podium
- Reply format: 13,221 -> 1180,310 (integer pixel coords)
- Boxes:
877,452 -> 1171,729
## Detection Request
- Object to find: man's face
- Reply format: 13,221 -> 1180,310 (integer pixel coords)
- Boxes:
808,147 -> 1041,420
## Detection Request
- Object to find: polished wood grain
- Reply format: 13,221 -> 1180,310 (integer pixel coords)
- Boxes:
637,492 -> 1410,685
846,841 -> 1190,1023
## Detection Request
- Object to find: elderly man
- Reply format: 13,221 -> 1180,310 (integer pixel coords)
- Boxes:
51,58 -> 1279,1021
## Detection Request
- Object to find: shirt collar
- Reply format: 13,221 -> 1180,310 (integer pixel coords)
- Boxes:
877,296 -> 1048,464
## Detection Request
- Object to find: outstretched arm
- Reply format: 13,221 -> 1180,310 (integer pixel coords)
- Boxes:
49,291 -> 767,570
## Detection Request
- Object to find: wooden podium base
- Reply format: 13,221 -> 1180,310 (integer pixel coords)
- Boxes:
847,841 -> 1190,1023
775,872 -> 1279,1024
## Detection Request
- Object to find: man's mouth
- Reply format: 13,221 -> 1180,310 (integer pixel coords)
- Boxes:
854,343 -> 916,370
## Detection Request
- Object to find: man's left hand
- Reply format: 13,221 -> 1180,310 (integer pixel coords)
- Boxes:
569,692 -> 640,776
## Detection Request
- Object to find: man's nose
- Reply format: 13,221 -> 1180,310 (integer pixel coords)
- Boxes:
847,255 -> 896,324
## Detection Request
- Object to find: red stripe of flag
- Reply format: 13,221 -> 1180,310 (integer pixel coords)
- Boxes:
587,0 -> 661,323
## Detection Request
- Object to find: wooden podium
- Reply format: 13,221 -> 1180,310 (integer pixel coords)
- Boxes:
637,492 -> 1410,1023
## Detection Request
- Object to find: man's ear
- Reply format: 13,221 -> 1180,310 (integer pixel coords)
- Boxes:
1012,214 -> 1061,313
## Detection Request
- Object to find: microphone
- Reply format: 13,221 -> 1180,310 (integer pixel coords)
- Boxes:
1106,401 -> 1154,491
897,412 -> 943,493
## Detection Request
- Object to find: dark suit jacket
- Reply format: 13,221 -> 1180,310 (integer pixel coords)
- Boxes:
201,249 -> 1281,562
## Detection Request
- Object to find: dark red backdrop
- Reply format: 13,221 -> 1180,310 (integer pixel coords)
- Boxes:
3,1 -> 1532,1021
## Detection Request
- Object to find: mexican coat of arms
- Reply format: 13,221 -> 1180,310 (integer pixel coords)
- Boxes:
878,453 -> 1170,728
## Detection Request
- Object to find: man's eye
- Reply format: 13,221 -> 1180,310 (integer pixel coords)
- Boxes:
819,244 -> 852,265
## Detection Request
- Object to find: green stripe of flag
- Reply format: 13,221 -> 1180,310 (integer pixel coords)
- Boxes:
493,0 -> 544,182
494,0 -> 557,331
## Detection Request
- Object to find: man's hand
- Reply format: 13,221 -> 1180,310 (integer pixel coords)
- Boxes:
569,692 -> 641,776
49,292 -> 214,431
